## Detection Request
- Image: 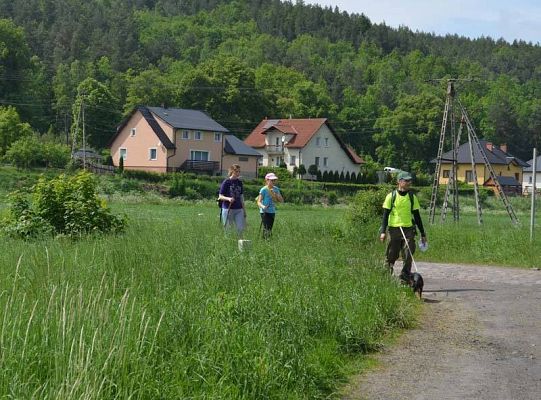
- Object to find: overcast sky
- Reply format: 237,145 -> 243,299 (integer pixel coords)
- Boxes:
308,0 -> 541,44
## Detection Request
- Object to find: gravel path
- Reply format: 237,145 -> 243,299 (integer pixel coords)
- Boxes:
341,262 -> 541,400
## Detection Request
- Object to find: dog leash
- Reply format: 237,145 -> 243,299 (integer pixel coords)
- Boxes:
399,226 -> 418,273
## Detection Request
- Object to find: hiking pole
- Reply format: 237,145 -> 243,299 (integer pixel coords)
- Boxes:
399,226 -> 418,273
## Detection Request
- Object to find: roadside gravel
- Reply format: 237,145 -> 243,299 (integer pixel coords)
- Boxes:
341,262 -> 541,400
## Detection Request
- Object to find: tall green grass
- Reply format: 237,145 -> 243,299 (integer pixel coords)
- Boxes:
0,202 -> 416,399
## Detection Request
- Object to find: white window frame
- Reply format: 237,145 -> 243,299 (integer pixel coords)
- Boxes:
323,157 -> 328,167
190,150 -> 209,161
194,131 -> 202,140
290,155 -> 296,166
324,137 -> 329,147
149,147 -> 157,161
214,133 -> 222,142
182,130 -> 190,140
316,137 -> 321,147
119,148 -> 127,160
130,128 -> 136,137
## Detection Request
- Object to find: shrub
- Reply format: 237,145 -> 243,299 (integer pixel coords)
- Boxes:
169,173 -> 186,197
345,187 -> 390,228
4,136 -> 70,169
2,172 -> 126,238
1,191 -> 54,239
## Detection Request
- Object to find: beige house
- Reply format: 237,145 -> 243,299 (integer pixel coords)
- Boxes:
109,106 -> 260,177
244,118 -> 363,176
436,141 -> 528,193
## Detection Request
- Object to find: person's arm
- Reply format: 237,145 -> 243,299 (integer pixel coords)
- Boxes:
379,208 -> 391,241
272,187 -> 284,203
257,190 -> 266,210
412,210 -> 426,241
218,180 -> 234,204
241,194 -> 246,216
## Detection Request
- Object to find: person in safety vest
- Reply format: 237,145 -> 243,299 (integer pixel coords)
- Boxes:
379,171 -> 427,282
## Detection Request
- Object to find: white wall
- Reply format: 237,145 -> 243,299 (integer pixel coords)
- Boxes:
299,125 -> 359,175
522,171 -> 541,193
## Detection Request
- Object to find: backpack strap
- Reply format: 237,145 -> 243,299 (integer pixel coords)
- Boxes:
390,189 -> 414,214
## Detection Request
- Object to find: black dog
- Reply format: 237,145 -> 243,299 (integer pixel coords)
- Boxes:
409,272 -> 424,299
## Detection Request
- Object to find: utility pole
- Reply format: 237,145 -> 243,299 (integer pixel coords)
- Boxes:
531,148 -> 537,241
428,78 -> 518,225
82,95 -> 86,171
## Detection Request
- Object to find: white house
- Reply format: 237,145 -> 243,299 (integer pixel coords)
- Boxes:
244,118 -> 363,176
522,155 -> 541,194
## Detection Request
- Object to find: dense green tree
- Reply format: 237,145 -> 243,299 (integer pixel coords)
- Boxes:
0,106 -> 33,155
374,92 -> 442,171
71,78 -> 121,149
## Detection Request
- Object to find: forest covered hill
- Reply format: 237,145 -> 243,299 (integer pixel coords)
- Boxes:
1,0 -> 541,171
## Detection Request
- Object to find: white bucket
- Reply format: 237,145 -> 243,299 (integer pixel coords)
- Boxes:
238,239 -> 252,252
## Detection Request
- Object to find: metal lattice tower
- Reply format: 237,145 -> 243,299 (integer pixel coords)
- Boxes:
429,79 -> 519,225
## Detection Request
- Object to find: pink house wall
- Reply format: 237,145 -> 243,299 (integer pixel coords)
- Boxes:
111,111 -> 170,173
111,110 -> 227,173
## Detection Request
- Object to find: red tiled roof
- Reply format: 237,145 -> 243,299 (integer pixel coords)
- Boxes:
244,118 -> 364,164
346,145 -> 365,164
244,118 -> 327,148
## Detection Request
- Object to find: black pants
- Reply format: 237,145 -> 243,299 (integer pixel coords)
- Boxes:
385,226 -> 416,276
260,212 -> 275,239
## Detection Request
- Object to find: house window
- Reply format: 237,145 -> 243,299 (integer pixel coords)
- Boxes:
149,148 -> 157,160
119,148 -> 127,160
465,170 -> 473,182
515,173 -> 519,181
324,138 -> 329,147
190,150 -> 209,161
194,131 -> 202,140
316,137 -> 321,147
290,155 -> 296,166
130,128 -> 136,137
275,137 -> 280,146
214,133 -> 221,142
315,156 -> 320,167
443,170 -> 450,178
182,130 -> 190,140
323,157 -> 328,167
529,176 -> 532,184
238,156 -> 248,162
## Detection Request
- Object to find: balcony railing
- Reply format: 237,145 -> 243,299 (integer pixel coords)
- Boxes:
265,145 -> 284,154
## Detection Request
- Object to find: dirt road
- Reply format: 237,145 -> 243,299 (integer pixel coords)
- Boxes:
341,262 -> 541,400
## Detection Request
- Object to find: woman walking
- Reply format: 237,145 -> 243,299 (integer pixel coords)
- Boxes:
218,164 -> 246,237
257,172 -> 284,239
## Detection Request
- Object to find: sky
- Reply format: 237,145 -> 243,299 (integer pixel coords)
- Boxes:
308,0 -> 541,44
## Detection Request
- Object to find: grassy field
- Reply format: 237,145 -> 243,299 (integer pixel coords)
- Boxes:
0,198 -> 418,399
0,167 -> 540,398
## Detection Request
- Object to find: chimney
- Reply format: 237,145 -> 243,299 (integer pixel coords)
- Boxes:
499,143 -> 508,153
486,142 -> 493,151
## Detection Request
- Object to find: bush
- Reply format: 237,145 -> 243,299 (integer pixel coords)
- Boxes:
4,136 -> 70,169
169,173 -> 186,197
2,172 -> 126,238
345,187 -> 390,228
